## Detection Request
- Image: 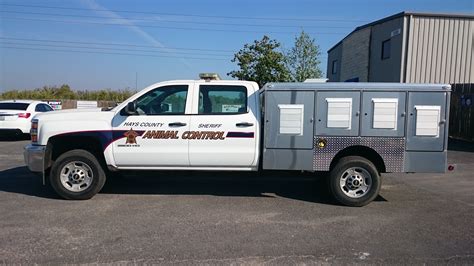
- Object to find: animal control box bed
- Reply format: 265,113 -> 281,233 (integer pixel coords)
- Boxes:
262,82 -> 450,176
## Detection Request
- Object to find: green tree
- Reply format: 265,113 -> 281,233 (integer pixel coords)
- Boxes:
55,84 -> 76,99
286,30 -> 323,82
228,35 -> 291,87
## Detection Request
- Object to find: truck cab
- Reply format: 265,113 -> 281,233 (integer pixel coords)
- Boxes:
110,79 -> 260,170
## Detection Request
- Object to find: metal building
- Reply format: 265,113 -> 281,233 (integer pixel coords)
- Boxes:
327,12 -> 474,84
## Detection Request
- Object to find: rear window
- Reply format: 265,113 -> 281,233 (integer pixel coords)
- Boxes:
0,103 -> 30,110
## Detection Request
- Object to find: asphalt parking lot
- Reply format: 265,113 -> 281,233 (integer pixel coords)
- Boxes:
0,137 -> 473,264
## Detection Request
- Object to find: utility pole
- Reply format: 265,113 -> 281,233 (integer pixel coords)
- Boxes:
135,72 -> 138,91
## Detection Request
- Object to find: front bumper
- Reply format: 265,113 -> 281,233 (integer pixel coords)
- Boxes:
24,144 -> 46,173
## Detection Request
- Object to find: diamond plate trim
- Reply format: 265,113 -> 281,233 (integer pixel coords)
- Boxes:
313,136 -> 405,172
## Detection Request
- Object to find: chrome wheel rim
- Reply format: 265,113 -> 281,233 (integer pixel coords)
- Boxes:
59,161 -> 93,192
339,167 -> 372,198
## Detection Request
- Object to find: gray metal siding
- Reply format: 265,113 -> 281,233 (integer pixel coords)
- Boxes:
405,16 -> 474,83
263,149 -> 315,171
404,151 -> 447,172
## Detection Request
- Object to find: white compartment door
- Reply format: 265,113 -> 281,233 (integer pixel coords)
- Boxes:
361,91 -> 406,137
315,91 -> 360,136
406,92 -> 447,151
265,91 -> 315,149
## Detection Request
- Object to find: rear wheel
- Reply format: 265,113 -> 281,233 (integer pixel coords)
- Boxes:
50,149 -> 106,200
329,156 -> 381,207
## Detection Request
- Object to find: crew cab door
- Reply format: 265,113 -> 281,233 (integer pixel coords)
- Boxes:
111,83 -> 192,167
188,83 -> 259,167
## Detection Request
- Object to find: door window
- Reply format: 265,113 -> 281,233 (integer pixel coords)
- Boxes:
134,85 -> 188,115
198,85 -> 247,115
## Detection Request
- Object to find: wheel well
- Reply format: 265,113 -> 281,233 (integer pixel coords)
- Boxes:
330,145 -> 386,173
48,136 -> 106,166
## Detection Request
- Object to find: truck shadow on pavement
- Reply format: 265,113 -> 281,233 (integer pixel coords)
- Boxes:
0,166 -> 386,205
0,166 -> 60,199
0,134 -> 30,141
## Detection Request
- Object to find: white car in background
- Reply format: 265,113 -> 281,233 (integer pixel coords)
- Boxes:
0,100 -> 54,135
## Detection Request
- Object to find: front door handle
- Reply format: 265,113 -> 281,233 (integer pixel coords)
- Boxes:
236,122 -> 254,127
169,122 -> 187,127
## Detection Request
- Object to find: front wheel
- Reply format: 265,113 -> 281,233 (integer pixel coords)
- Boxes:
50,150 -> 106,200
329,156 -> 381,207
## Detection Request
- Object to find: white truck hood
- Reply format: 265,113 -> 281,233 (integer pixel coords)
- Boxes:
33,109 -> 118,145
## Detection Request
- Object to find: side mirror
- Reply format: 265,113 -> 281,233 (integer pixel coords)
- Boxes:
125,102 -> 137,115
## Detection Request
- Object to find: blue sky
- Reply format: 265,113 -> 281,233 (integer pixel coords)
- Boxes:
0,0 -> 472,91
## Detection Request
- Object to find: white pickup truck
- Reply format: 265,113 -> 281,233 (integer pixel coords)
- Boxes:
24,75 -> 451,206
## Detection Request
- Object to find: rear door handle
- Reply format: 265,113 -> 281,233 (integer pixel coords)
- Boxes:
169,122 -> 187,127
236,122 -> 254,127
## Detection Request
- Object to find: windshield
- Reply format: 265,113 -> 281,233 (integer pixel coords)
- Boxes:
0,103 -> 30,110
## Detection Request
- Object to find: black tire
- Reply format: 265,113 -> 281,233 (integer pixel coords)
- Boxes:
50,149 -> 106,200
329,156 -> 381,207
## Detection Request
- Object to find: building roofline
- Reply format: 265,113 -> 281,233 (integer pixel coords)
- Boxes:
327,11 -> 474,53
